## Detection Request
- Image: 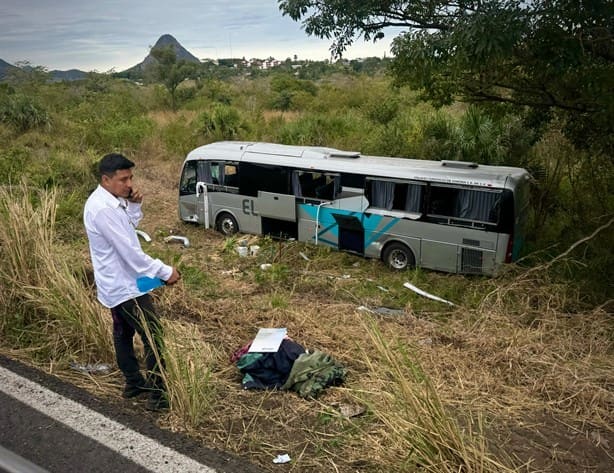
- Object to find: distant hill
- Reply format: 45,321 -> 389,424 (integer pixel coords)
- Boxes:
119,34 -> 200,80
0,58 -> 20,80
49,69 -> 87,82
2,35 -> 199,83
0,58 -> 86,82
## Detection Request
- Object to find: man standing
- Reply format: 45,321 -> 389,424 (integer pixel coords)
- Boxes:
84,153 -> 180,410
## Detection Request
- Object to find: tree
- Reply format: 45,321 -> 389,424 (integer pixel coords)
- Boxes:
149,46 -> 200,109
279,1 -> 614,154
5,61 -> 50,91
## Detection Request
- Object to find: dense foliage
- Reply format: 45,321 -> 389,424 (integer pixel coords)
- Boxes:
279,1 -> 614,156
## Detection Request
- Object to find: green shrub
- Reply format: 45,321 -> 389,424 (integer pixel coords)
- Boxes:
362,94 -> 399,125
160,117 -> 199,156
82,115 -> 154,151
0,147 -> 30,184
274,112 -> 363,146
195,104 -> 247,141
0,93 -> 50,132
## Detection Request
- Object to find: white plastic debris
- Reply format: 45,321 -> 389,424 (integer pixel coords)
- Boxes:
236,246 -> 248,257
135,229 -> 151,242
164,235 -> 190,247
403,282 -> 455,306
299,252 -> 310,261
69,362 -> 111,374
273,454 -> 291,464
260,263 -> 272,270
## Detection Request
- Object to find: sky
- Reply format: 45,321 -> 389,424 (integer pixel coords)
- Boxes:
0,0 -> 398,72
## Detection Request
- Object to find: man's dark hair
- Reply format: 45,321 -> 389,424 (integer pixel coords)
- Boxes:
98,153 -> 135,178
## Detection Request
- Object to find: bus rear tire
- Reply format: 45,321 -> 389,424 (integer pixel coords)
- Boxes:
383,243 -> 415,271
217,213 -> 238,236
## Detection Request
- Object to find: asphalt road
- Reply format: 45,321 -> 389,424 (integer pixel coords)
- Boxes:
0,355 -> 263,473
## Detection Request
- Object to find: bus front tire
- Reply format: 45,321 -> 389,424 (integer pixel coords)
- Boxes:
383,243 -> 415,271
217,213 -> 238,236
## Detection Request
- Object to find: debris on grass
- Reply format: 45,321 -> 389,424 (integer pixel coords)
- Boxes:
403,281 -> 455,306
69,362 -> 112,374
135,229 -> 152,242
358,306 -> 405,316
273,453 -> 291,464
164,235 -> 190,247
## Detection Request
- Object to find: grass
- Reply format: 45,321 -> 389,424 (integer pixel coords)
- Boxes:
355,319 -> 516,472
0,183 -> 112,362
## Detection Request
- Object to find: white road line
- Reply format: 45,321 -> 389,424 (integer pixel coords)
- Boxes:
0,366 -> 215,473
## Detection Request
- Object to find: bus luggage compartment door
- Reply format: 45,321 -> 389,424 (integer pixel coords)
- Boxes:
257,191 -> 298,239
420,239 -> 460,273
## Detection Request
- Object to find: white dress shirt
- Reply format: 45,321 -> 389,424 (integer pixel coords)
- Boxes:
84,185 -> 172,308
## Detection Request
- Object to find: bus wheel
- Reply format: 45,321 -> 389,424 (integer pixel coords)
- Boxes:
217,213 -> 238,236
383,243 -> 415,270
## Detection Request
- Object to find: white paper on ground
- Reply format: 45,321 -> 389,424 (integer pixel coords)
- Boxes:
273,454 -> 291,464
248,328 -> 287,353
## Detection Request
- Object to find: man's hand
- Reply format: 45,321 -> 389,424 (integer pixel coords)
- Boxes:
165,267 -> 181,285
127,188 -> 143,203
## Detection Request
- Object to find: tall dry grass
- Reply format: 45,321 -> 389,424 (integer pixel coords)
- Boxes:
0,183 -> 112,361
354,318 -> 517,473
146,316 -> 219,429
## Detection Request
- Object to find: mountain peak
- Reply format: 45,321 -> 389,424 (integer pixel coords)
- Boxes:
152,34 -> 180,48
120,34 -> 200,76
150,34 -> 200,63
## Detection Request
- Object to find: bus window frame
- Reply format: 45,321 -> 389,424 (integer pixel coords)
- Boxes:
365,177 -> 426,218
179,160 -> 198,196
425,183 -> 504,229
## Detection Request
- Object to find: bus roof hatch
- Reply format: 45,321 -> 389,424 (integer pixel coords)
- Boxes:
441,160 -> 479,169
327,150 -> 361,159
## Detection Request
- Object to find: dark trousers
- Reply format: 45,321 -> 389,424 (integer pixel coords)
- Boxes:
110,294 -> 165,394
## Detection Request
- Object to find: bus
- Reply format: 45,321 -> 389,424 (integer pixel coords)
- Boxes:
178,141 -> 531,275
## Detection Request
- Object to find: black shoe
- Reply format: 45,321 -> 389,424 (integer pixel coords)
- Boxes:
146,393 -> 169,411
122,384 -> 149,399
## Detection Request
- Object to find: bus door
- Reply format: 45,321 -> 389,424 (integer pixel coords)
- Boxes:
178,160 -> 201,223
332,213 -> 364,254
257,191 -> 298,239
195,182 -> 210,228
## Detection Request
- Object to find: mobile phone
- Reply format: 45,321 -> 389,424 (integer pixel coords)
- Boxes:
128,189 -> 133,199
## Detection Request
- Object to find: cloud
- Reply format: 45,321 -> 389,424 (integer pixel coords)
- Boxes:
1,0 -> 395,70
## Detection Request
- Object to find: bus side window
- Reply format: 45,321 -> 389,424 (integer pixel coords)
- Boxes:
210,163 -> 221,185
224,164 -> 239,187
369,180 -> 395,209
315,179 -> 334,199
428,186 -> 457,216
455,189 -> 501,223
179,161 -> 198,195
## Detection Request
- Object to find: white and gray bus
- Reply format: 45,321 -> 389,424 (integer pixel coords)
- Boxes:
178,141 -> 531,275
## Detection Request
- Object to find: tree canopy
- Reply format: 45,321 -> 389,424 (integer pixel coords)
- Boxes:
279,0 -> 614,154
149,46 -> 200,109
